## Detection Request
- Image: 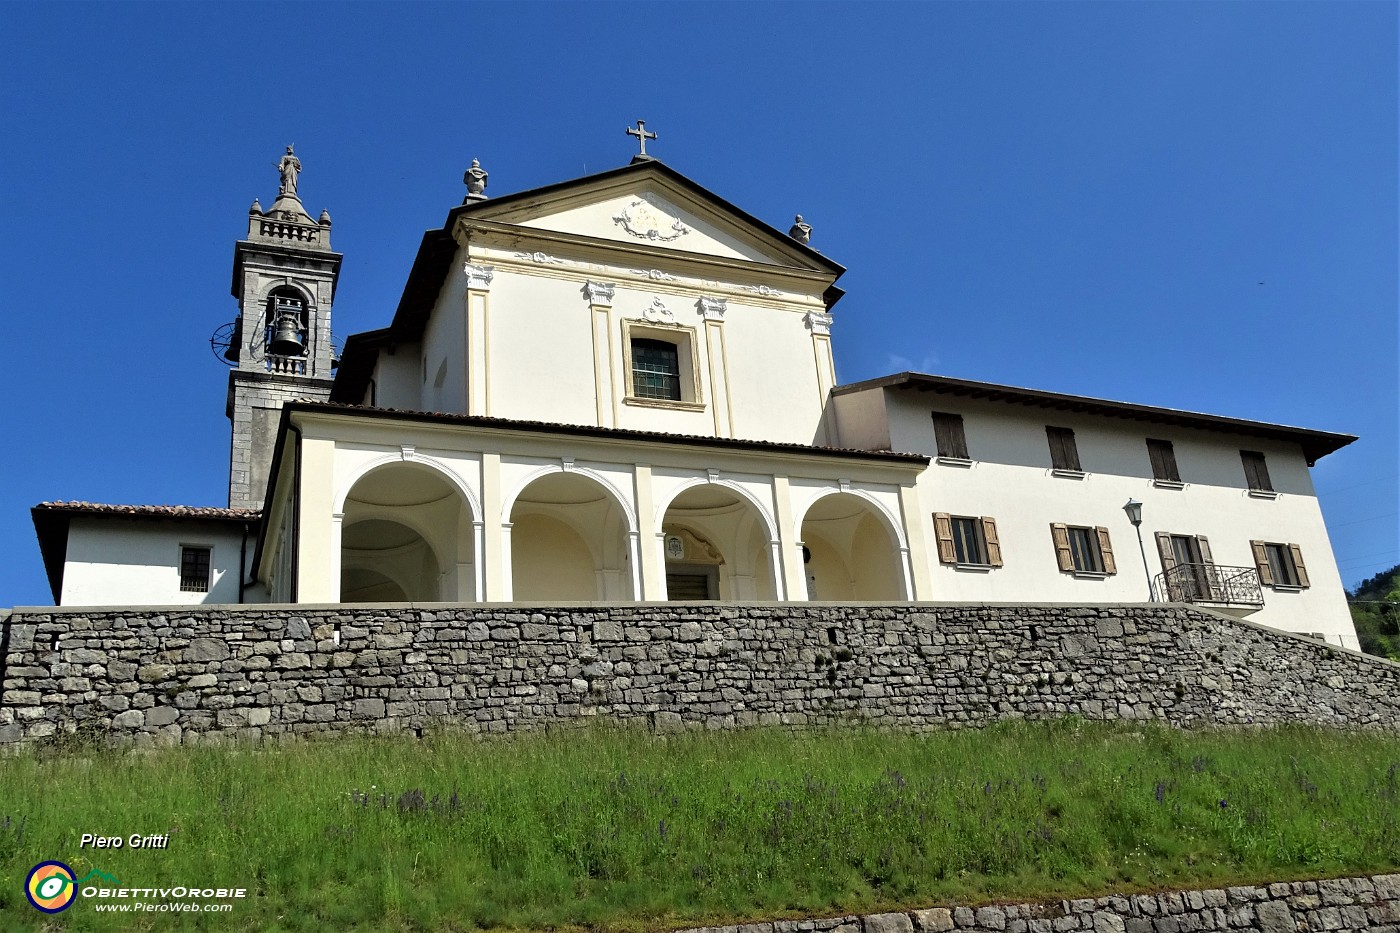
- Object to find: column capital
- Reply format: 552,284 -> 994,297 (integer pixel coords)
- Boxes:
464,263 -> 495,291
697,295 -> 727,321
804,310 -> 834,335
583,280 -> 615,306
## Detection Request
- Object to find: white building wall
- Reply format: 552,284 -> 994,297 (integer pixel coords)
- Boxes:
60,519 -> 250,606
874,390 -> 1357,648
368,341 -> 421,409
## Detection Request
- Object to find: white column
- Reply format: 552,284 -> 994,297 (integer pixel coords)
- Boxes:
472,521 -> 485,602
499,521 -> 514,602
585,282 -> 616,428
627,530 -> 642,600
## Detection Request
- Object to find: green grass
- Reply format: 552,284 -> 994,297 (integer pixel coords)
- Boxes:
2,720 -> 1398,931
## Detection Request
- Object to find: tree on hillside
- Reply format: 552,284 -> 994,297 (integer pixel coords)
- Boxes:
1349,563 -> 1400,660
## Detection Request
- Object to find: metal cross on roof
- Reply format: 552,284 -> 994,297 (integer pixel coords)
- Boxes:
626,119 -> 657,158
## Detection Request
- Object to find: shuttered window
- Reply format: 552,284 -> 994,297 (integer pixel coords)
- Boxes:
1051,524 -> 1115,574
1046,426 -> 1082,472
1147,439 -> 1181,483
930,412 -> 970,460
933,513 -> 1003,567
1252,540 -> 1309,588
1241,451 -> 1273,492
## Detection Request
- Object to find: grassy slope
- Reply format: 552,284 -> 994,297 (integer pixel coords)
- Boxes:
1,721 -> 1398,932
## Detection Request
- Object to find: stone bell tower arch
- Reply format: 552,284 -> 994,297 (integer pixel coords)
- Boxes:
225,145 -> 341,510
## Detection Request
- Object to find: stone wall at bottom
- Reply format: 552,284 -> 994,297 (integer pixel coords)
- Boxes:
675,873 -> 1400,933
3,602 -> 1400,748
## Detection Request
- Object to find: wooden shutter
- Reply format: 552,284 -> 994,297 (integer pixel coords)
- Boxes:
1242,451 -> 1273,491
932,413 -> 968,459
1047,427 -> 1081,471
1148,439 -> 1180,482
1051,524 -> 1074,571
981,517 -> 1003,567
1096,527 -> 1117,574
1288,544 -> 1310,588
1195,536 -> 1213,565
1250,540 -> 1275,585
1155,532 -> 1177,573
933,513 -> 956,564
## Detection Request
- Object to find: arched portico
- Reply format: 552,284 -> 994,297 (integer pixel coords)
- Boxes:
658,482 -> 780,600
507,470 -> 638,600
339,462 -> 478,602
797,492 -> 906,600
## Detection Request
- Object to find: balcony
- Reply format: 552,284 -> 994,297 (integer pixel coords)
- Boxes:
1152,563 -> 1263,614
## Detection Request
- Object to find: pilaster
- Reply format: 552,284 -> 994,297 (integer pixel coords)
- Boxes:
464,263 -> 494,417
295,436 -> 338,602
698,296 -> 733,437
585,281 -> 617,427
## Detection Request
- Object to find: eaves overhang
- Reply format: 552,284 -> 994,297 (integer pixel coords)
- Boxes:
833,372 -> 1357,465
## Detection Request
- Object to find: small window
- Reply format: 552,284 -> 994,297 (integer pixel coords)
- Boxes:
930,412 -> 970,460
1051,524 -> 1117,575
1251,541 -> 1310,588
1147,439 -> 1181,483
631,338 -> 681,400
933,513 -> 1002,567
1046,426 -> 1082,472
1241,451 -> 1273,492
180,546 -> 212,593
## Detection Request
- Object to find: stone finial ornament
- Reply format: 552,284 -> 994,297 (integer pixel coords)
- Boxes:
463,158 -> 489,202
789,214 -> 812,245
277,145 -> 302,198
318,209 -> 332,226
250,198 -> 263,215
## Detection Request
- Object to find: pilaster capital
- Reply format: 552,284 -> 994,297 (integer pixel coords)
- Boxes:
697,296 -> 727,321
804,311 -> 834,335
464,263 -> 495,291
583,281 -> 615,307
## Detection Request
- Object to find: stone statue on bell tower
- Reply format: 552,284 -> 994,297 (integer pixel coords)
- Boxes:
278,145 -> 302,198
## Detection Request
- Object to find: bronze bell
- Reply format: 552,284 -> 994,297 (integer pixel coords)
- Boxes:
268,312 -> 304,356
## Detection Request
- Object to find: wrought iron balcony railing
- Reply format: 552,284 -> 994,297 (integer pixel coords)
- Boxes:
1152,563 -> 1263,607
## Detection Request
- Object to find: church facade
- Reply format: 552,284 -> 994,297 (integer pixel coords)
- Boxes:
32,140 -> 1360,650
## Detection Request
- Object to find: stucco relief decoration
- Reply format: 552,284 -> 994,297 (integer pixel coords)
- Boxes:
697,296 -> 727,321
642,297 -> 675,323
514,251 -> 565,265
612,195 -> 690,242
804,311 -> 834,335
742,284 -> 783,298
630,268 -> 677,282
583,281 -> 615,306
464,263 -> 495,290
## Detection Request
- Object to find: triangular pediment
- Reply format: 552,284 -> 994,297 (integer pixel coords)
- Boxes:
455,161 -> 840,273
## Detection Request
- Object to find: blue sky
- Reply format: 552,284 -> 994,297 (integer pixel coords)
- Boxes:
1,2 -> 1394,606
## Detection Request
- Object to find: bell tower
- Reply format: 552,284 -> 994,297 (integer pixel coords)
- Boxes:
224,145 -> 341,510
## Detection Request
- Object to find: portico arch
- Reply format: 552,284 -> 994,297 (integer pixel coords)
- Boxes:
508,470 -> 637,600
797,492 -> 905,600
339,461 -> 478,602
659,482 -> 780,600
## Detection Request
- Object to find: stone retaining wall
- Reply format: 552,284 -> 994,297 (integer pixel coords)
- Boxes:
675,873 -> 1400,933
2,602 -> 1399,748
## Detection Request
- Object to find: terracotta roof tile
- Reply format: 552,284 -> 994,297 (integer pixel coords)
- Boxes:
33,501 -> 260,520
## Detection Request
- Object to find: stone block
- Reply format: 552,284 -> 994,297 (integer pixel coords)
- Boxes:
188,674 -> 218,689
353,699 -> 386,719
137,664 -> 176,683
145,706 -> 179,727
187,638 -> 230,663
862,914 -> 912,933
111,710 -> 145,729
912,909 -> 954,933
976,906 -> 1008,930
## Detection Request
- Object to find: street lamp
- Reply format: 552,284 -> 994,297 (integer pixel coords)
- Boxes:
1122,499 -> 1153,601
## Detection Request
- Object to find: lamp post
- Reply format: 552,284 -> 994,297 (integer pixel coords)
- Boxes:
1123,498 -> 1153,601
